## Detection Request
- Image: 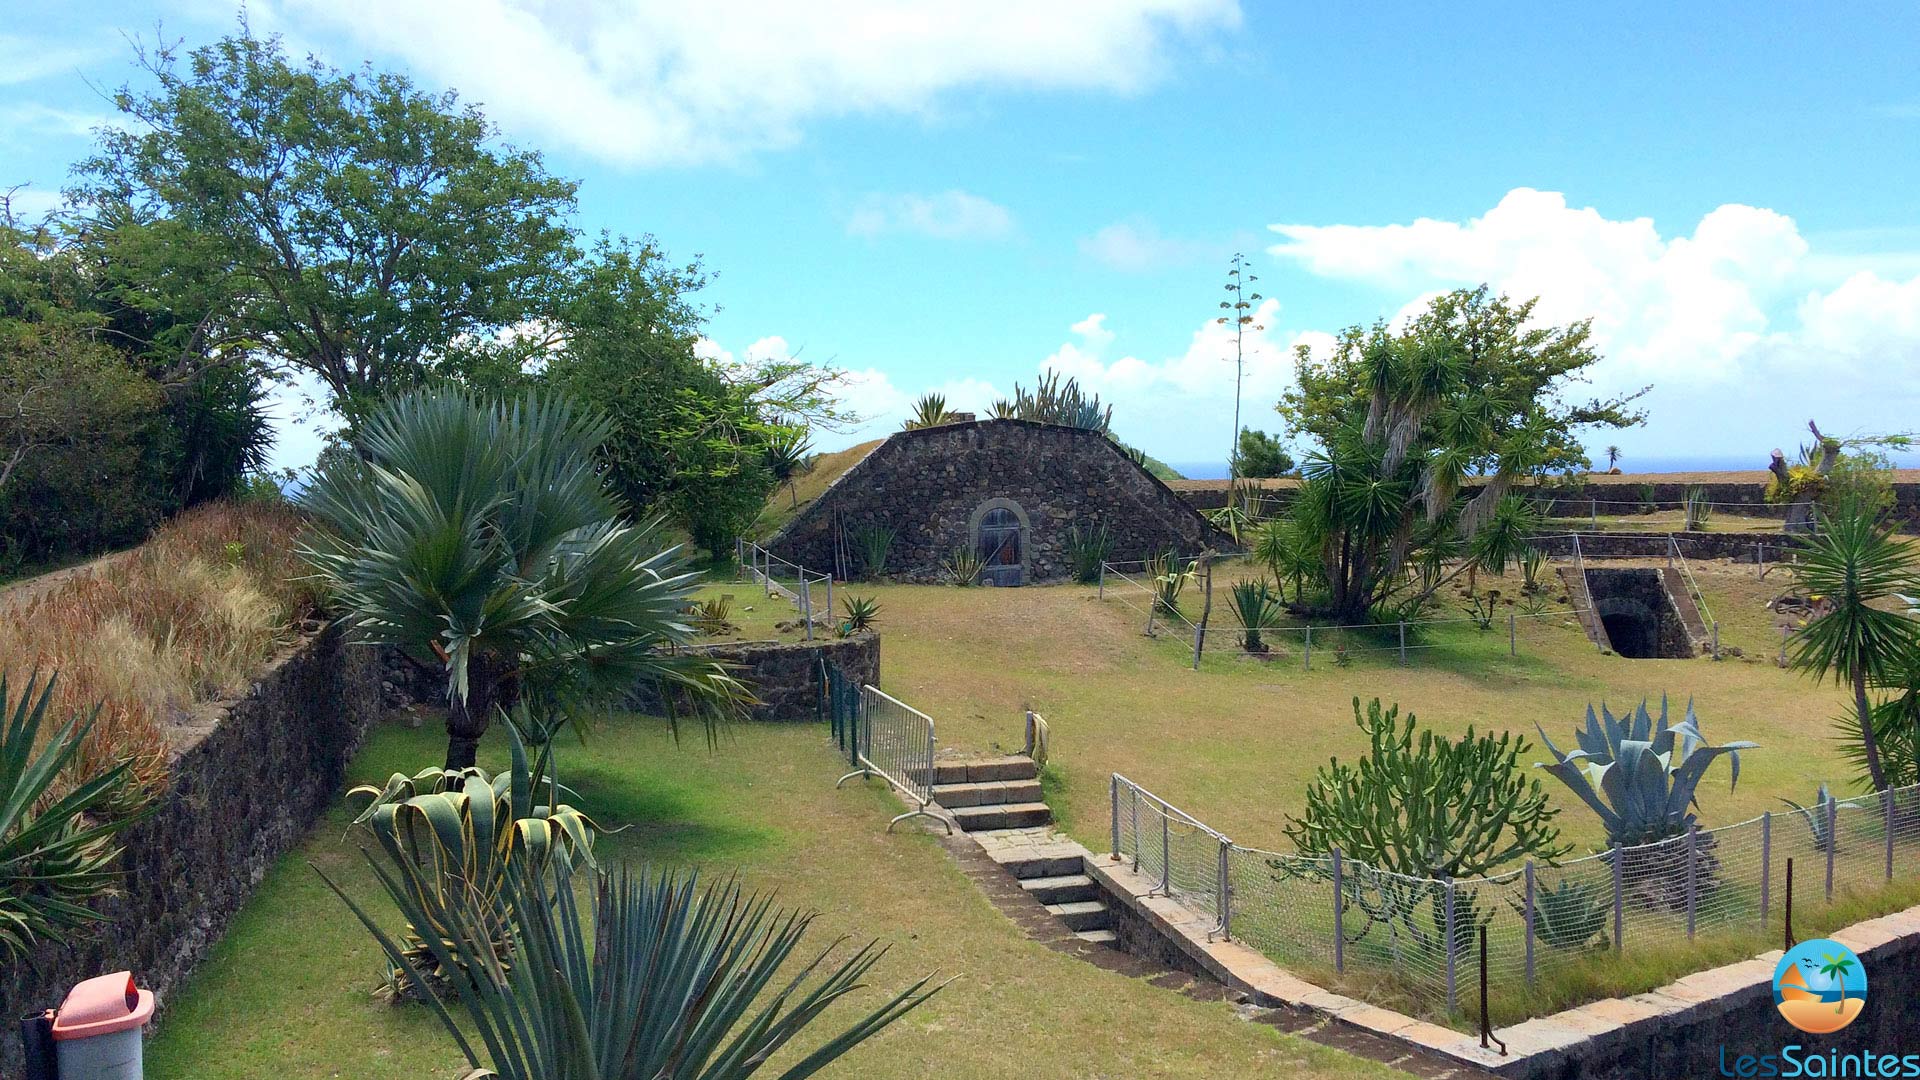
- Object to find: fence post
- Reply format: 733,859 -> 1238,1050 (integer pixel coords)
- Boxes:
1509,613 -> 1517,658
1160,810 -> 1172,896
825,573 -> 833,624
1785,858 -> 1796,949
1110,775 -> 1120,858
1217,839 -> 1232,940
1685,824 -> 1699,939
1711,621 -> 1719,660
1304,625 -> 1312,670
1332,847 -> 1345,974
1612,845 -> 1625,954
1761,811 -> 1772,924
1523,860 -> 1536,984
1098,561 -> 1107,600
1192,623 -> 1205,671
1887,788 -> 1897,882
1444,879 -> 1458,1014
1757,543 -> 1764,577
1826,799 -> 1838,901
1194,554 -> 1214,671
801,575 -> 813,641
763,548 -> 773,597
1398,621 -> 1407,665
1144,588 -> 1156,636
1130,787 -> 1140,868
735,537 -> 743,578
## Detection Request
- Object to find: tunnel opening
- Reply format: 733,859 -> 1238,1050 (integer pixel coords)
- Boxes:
1585,569 -> 1696,659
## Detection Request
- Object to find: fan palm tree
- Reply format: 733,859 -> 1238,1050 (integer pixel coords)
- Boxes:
301,388 -> 746,769
1789,501 -> 1920,791
321,857 -> 943,1080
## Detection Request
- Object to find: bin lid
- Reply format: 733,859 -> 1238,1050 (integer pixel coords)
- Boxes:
51,972 -> 155,1040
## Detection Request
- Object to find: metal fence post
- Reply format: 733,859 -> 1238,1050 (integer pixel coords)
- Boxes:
1192,623 -> 1204,671
1144,590 -> 1156,636
1304,625 -> 1312,670
1398,621 -> 1406,665
1332,847 -> 1345,973
1098,561 -> 1106,599
826,573 -> 833,623
1590,498 -> 1597,529
1685,824 -> 1699,939
1218,838 -> 1232,940
1887,788 -> 1897,882
1160,810 -> 1172,896
1110,776 -> 1120,858
1509,613 -> 1517,657
1826,799 -> 1838,901
801,575 -> 813,641
1523,860 -> 1536,984
735,536 -> 743,578
1711,622 -> 1719,660
1761,811 -> 1772,923
1444,879 -> 1458,1014
1612,845 -> 1625,953
1130,787 -> 1140,867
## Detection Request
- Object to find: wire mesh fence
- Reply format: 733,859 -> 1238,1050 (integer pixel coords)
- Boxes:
1111,773 -> 1920,1017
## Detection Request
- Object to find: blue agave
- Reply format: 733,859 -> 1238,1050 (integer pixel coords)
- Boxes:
1535,697 -> 1757,847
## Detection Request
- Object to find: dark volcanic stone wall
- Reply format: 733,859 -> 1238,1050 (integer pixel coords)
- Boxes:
771,419 -> 1232,583
628,633 -> 881,722
0,624 -> 382,1075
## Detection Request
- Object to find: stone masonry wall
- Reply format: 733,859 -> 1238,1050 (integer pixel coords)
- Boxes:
0,624 -> 383,1075
628,633 -> 880,722
771,419 -> 1232,583
1530,530 -> 1796,562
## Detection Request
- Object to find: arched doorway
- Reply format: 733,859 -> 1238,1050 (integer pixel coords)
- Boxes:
969,499 -> 1028,586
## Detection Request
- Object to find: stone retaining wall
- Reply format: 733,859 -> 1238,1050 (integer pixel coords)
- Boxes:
628,633 -> 880,722
0,624 -> 383,1075
1529,530 -> 1795,562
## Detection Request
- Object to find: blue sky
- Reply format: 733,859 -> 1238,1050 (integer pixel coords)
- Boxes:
6,2 -> 1919,474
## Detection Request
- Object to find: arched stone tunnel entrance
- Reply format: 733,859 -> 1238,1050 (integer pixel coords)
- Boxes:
1587,569 -> 1696,659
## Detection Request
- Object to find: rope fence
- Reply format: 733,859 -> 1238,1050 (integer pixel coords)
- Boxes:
738,538 -> 834,639
1112,773 -> 1920,1018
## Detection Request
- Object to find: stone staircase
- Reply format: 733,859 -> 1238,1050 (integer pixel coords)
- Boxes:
1660,565 -> 1712,648
932,755 -> 1115,944
1557,565 -> 1610,649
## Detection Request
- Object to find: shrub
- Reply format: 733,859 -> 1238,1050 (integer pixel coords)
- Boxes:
838,595 -> 880,636
1147,548 -> 1190,619
942,546 -> 984,586
1228,580 -> 1282,652
1065,520 -> 1113,584
852,524 -> 896,581
690,596 -> 737,637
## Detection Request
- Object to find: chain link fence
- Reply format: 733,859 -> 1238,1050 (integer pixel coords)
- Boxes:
1112,773 -> 1920,1018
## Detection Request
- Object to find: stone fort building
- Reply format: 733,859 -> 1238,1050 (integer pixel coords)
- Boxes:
768,418 -> 1231,585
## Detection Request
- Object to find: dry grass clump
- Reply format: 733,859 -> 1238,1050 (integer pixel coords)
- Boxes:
0,502 -> 321,802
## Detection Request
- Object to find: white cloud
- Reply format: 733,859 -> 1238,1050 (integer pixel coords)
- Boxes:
270,0 -> 1240,167
847,190 -> 1014,241
0,103 -> 114,139
1078,217 -> 1215,271
0,35 -> 109,86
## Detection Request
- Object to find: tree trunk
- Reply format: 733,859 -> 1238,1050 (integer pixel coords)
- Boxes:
1771,429 -> 1840,535
443,650 -> 518,771
1856,665 -> 1889,792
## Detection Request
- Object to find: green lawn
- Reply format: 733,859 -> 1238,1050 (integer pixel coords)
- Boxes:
147,717 -> 1393,1080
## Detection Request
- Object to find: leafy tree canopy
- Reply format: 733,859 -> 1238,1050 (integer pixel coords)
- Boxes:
1230,428 -> 1294,478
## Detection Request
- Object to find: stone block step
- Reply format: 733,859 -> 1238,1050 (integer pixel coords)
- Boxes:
1074,928 -> 1118,946
1046,900 -> 1111,932
1019,873 -> 1097,904
930,779 -> 1042,808
992,848 -> 1087,880
932,755 -> 1039,785
950,802 -> 1052,832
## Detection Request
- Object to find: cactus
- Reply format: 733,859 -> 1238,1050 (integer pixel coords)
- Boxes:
1535,697 -> 1757,848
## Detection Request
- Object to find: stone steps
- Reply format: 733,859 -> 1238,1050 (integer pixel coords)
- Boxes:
950,801 -> 1053,831
1074,928 -> 1118,945
1046,900 -> 1111,932
1019,873 -> 1097,904
930,779 -> 1042,807
932,755 -> 1039,785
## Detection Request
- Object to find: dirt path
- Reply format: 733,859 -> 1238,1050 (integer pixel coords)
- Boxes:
0,551 -> 126,611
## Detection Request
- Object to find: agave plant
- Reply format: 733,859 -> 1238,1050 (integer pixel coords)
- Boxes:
323,854 -> 941,1080
1229,580 -> 1282,652
852,524 -> 896,581
348,721 -> 600,999
0,673 -> 149,961
1519,545 -> 1546,594
1148,548 -> 1191,620
1509,879 -> 1609,950
839,595 -> 881,637
1780,783 -> 1841,855
1684,486 -> 1712,531
1065,520 -> 1114,585
1007,371 -> 1112,433
942,546 -> 985,586
690,595 -> 738,637
901,393 -> 955,430
1534,698 -> 1757,848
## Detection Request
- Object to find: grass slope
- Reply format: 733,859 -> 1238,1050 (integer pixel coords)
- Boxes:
147,717 -> 1393,1080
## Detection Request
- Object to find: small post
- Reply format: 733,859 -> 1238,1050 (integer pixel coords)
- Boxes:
1218,838 -> 1233,940
1160,809 -> 1172,896
1194,554 -> 1214,672
1130,787 -> 1140,867
1110,775 -> 1120,858
1523,860 -> 1536,984
1332,847 -> 1345,973
1887,788 -> 1897,882
1785,857 -> 1796,949
1761,811 -> 1772,923
800,575 -> 813,641
1444,879 -> 1458,1014
1098,561 -> 1107,599
735,536 -> 743,578
763,548 -> 773,597
1398,621 -> 1407,665
1192,624 -> 1204,671
1826,799 -> 1838,901
1685,824 -> 1699,939
1145,588 -> 1156,636
825,572 -> 833,621
1711,621 -> 1720,660
1757,543 -> 1764,577
1612,845 -> 1625,953
1509,613 -> 1517,657
1304,625 -> 1313,670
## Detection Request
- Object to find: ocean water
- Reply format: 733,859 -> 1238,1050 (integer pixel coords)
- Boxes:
1165,452 -> 1920,481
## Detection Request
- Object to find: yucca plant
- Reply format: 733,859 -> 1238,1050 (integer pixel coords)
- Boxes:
1148,548 -> 1191,620
1519,545 -> 1546,594
348,720 -> 600,1000
690,595 -> 738,637
0,673 -> 150,961
1781,784 -> 1842,855
901,393 -> 954,430
942,547 -> 985,586
852,525 -> 896,581
1253,516 -> 1320,603
301,387 -> 746,768
839,595 -> 881,637
1534,698 -> 1757,848
764,425 -> 814,509
322,856 -> 942,1080
1229,580 -> 1282,652
1684,486 -> 1712,531
1065,520 -> 1113,585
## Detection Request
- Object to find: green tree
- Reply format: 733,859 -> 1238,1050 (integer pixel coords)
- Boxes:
76,26 -> 578,427
1230,428 -> 1294,478
1790,502 -> 1920,791
1277,286 -> 1645,620
300,387 -> 746,769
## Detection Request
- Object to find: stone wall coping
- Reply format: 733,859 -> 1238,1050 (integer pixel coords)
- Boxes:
1083,847 -> 1920,1078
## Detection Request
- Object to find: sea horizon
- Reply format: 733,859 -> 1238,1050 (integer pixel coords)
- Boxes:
1167,450 -> 1920,481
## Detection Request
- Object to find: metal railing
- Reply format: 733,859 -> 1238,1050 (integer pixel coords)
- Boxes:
738,538 -> 833,639
1109,771 -> 1920,1017
833,684 -> 950,834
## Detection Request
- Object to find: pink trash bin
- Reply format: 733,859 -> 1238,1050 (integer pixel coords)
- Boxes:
51,972 -> 155,1079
